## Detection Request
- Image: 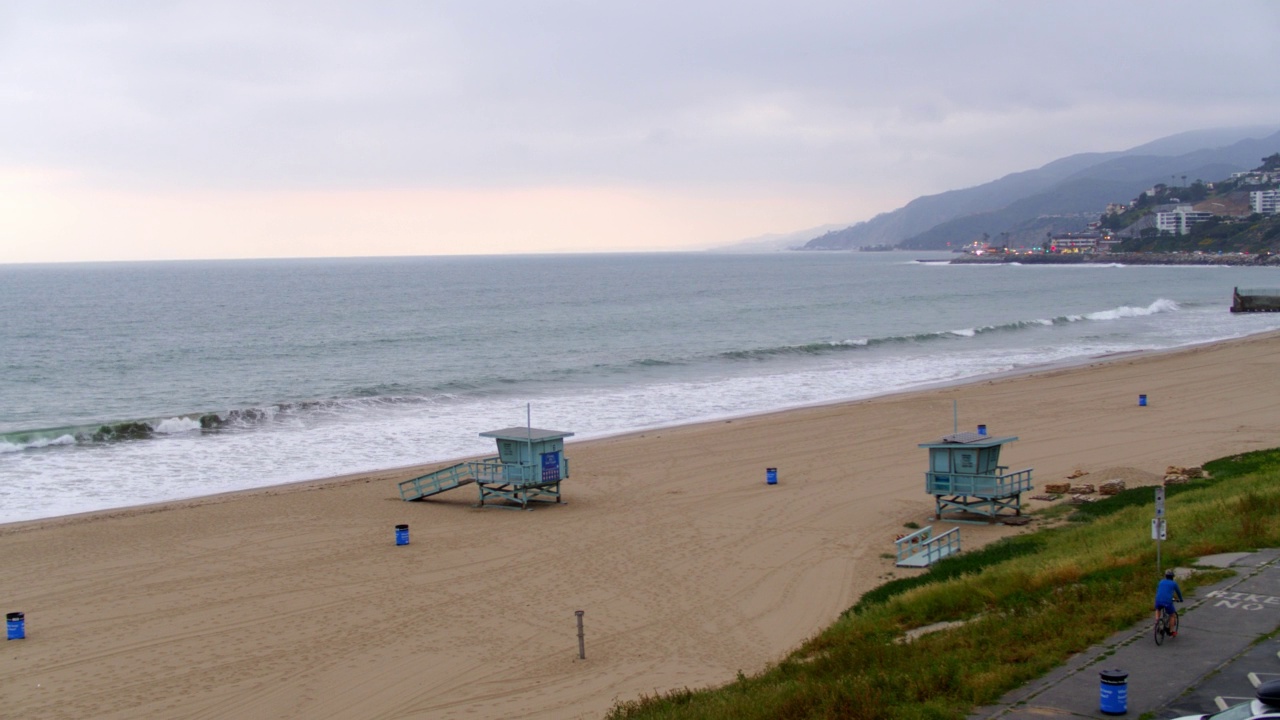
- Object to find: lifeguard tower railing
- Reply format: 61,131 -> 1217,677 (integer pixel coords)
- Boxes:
924,468 -> 1033,498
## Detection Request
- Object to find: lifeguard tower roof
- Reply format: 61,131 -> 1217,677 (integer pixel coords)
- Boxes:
918,431 -> 1017,448
479,427 -> 575,442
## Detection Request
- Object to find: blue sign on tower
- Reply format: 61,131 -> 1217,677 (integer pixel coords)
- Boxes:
542,451 -> 561,483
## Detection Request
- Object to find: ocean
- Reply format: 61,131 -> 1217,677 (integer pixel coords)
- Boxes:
3,252 -> 1279,524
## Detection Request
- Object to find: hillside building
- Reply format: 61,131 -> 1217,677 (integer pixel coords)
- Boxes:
1049,231 -> 1105,252
1155,205 -> 1214,235
1251,189 -> 1280,216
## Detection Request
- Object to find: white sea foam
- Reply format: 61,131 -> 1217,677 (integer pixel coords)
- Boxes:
153,417 -> 202,434
1085,298 -> 1179,321
0,434 -> 77,453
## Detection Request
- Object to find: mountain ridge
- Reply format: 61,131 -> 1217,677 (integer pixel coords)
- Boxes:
802,126 -> 1280,251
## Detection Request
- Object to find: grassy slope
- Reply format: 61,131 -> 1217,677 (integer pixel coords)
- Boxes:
608,449 -> 1280,720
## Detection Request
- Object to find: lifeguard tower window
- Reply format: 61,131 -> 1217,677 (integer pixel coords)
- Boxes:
498,441 -> 519,463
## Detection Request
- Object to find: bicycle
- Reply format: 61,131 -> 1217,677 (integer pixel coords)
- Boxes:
1154,604 -> 1180,645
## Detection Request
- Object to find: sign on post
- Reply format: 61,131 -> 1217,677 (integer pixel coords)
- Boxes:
1154,487 -> 1167,572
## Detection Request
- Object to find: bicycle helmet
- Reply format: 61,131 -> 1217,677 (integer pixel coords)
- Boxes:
1164,569 -> 1175,579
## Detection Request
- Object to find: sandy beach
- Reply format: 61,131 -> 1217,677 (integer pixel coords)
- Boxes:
3,332 -> 1279,720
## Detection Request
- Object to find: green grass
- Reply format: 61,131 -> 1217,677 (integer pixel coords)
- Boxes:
606,448 -> 1280,720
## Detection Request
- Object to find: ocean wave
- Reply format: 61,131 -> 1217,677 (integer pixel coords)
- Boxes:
718,338 -> 871,360
0,298 -> 1185,454
717,298 -> 1183,362
1082,298 -> 1179,320
0,395 -> 426,453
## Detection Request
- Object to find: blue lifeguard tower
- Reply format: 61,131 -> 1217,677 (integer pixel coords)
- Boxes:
919,430 -> 1033,522
398,426 -> 574,510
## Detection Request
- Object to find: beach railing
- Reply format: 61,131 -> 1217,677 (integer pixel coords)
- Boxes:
924,468 -> 1033,498
895,525 -> 961,567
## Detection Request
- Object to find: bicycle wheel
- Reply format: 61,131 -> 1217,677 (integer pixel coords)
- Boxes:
1154,612 -> 1166,645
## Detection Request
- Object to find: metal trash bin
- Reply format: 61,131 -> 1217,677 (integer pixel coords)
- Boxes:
6,612 -> 24,641
1099,668 -> 1128,715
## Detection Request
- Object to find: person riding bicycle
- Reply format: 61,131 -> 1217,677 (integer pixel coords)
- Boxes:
1155,568 -> 1183,635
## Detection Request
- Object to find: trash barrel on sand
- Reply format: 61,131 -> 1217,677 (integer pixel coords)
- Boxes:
395,524 -> 410,546
6,612 -> 24,640
766,468 -> 777,485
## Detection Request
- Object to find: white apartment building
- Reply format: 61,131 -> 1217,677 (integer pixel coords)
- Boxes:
1251,189 -> 1280,215
1155,205 -> 1214,235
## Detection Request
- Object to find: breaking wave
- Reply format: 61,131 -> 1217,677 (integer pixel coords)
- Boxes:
714,298 -> 1181,362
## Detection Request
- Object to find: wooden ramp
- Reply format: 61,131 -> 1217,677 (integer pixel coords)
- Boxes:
895,526 -> 961,568
398,462 -> 476,501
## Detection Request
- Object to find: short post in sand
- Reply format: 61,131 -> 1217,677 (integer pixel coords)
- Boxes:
575,610 -> 586,659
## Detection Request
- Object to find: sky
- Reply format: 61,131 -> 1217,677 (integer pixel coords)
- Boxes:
2,1 -> 1279,263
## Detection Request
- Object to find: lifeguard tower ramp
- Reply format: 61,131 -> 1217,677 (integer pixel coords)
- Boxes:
398,426 -> 574,510
919,431 -> 1033,522
895,525 -> 961,567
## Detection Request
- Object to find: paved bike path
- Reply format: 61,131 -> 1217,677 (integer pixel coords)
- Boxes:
970,548 -> 1280,720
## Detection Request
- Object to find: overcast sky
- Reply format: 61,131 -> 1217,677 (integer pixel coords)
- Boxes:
2,1 -> 1279,263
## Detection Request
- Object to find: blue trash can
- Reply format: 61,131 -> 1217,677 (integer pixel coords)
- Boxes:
766,468 -> 777,485
1139,394 -> 1147,407
6,612 -> 24,641
1100,668 -> 1128,715
395,524 -> 410,546
977,424 -> 987,436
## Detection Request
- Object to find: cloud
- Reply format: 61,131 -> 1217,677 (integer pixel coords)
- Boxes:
1,1 -> 1278,261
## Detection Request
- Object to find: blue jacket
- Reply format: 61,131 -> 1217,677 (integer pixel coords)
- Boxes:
1156,578 -> 1183,606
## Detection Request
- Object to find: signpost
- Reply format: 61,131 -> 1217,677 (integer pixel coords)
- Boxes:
1153,487 -> 1166,572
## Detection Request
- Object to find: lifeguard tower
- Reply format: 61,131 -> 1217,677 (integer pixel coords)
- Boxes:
919,430 -> 1033,522
398,426 -> 574,510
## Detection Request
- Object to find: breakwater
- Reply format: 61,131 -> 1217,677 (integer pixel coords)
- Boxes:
950,252 -> 1280,266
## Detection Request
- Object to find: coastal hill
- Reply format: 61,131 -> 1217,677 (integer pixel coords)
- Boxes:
802,126 -> 1280,251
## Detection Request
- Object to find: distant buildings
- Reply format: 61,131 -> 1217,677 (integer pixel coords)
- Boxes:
1232,171 -> 1277,185
1155,205 -> 1214,235
1252,189 -> 1280,216
1047,231 -> 1115,253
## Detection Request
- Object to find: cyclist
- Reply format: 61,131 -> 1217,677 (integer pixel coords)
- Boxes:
1155,568 -> 1183,635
